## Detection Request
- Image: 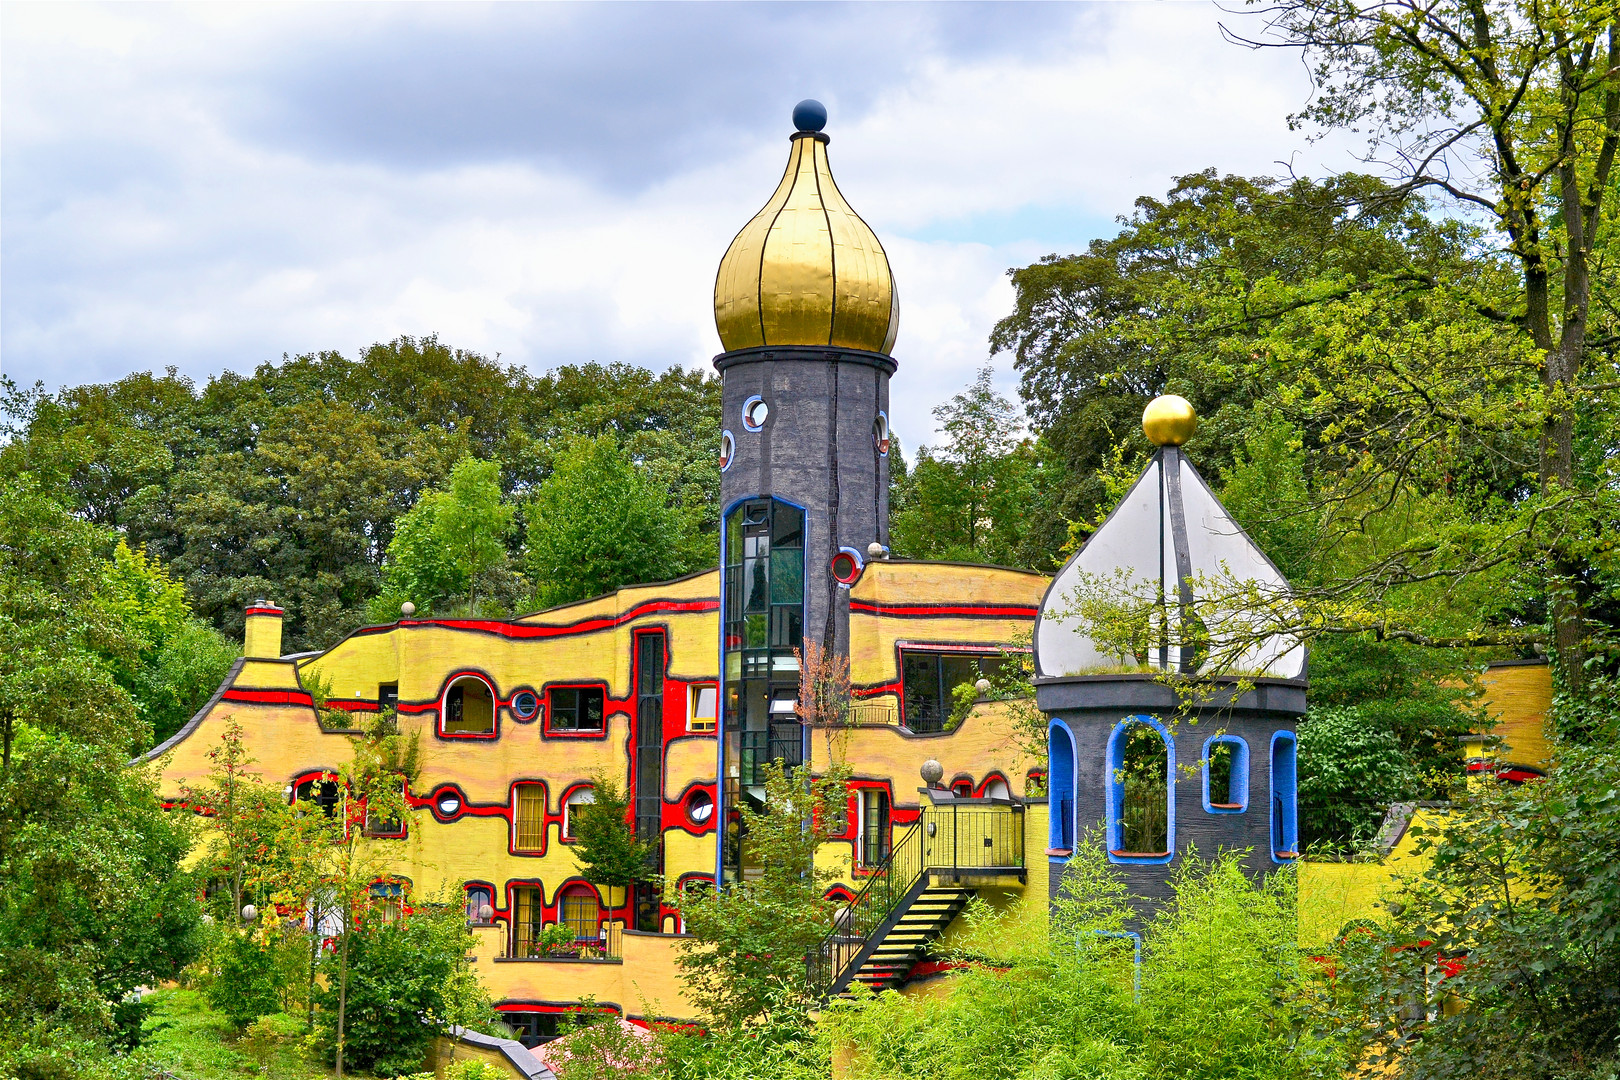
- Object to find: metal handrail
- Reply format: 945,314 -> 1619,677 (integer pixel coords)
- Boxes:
810,801 -> 1026,997
811,817 -> 926,996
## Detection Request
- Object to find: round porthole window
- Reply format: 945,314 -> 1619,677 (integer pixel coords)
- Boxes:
830,549 -> 863,585
873,412 -> 890,455
719,430 -> 735,471
436,792 -> 462,816
511,691 -> 539,721
686,788 -> 714,826
742,396 -> 769,431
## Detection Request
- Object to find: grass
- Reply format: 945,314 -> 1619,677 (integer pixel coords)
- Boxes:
135,989 -> 341,1080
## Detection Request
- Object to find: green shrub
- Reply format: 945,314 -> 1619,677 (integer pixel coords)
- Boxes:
822,843 -> 1348,1080
1298,704 -> 1421,850
205,931 -> 280,1029
315,904 -> 489,1077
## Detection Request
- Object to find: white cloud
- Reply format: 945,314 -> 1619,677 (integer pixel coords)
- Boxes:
2,2 -> 1361,453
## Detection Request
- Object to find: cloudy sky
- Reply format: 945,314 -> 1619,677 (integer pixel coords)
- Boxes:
2,2 -> 1359,451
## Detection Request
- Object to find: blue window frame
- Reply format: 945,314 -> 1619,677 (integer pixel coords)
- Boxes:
1201,735 -> 1249,814
1270,730 -> 1298,861
1106,715 -> 1175,864
1048,721 -> 1076,854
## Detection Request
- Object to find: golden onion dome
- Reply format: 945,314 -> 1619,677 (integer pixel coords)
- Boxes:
714,100 -> 899,356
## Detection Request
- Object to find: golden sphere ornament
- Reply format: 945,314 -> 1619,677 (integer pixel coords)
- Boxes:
1142,395 -> 1197,446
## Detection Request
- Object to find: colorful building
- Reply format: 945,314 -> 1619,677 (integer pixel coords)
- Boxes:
143,99 -> 1553,1054
145,101 -> 1051,1035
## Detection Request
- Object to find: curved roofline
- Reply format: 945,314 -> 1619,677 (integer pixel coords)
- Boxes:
877,557 -> 1050,578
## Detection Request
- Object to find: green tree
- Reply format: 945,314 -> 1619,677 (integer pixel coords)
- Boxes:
1296,705 -> 1422,849
569,773 -> 653,889
373,455 -> 518,619
1326,678 -> 1620,1079
825,846 -> 1347,1080
890,365 -> 1067,569
525,432 -> 688,609
1243,0 -> 1620,684
3,339 -> 722,652
0,477 -> 203,1071
673,761 -> 849,1029
315,897 -> 495,1077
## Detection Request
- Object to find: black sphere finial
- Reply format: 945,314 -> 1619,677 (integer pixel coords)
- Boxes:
792,99 -> 827,133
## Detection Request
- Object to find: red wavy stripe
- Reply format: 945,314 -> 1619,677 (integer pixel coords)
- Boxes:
222,688 -> 313,706
852,681 -> 901,699
244,607 -> 284,617
363,598 -> 719,641
850,600 -> 1038,618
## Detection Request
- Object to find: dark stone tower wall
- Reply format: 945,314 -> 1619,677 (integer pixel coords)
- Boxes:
717,345 -> 894,655
1038,677 -> 1306,921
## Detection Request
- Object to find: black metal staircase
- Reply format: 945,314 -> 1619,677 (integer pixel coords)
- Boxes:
812,799 -> 1025,998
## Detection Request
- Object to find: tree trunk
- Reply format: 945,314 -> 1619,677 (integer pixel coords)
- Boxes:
307,907 -> 319,1029
335,912 -> 350,1080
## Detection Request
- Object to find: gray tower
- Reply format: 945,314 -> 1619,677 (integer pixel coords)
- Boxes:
1034,396 -> 1308,915
711,101 -> 900,882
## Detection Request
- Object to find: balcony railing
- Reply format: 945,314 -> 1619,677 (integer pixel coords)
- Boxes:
503,921 -> 623,962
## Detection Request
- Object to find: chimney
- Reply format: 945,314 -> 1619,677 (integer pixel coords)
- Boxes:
243,600 -> 285,658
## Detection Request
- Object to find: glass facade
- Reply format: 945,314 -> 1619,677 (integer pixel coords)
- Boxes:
721,497 -> 806,883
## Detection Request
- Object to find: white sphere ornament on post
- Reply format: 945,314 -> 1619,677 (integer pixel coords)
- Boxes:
975,677 -> 991,696
920,759 -> 944,788
478,904 -> 494,923
240,904 -> 257,923
867,541 -> 885,560
401,601 -> 416,617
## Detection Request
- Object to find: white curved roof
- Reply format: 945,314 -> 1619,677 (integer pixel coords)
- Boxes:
1035,449 -> 1305,680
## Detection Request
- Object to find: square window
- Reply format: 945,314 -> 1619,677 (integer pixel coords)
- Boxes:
549,687 -> 605,732
688,684 -> 718,733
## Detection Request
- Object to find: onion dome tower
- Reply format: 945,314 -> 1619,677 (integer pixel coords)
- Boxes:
713,100 -> 897,882
1034,395 -> 1307,915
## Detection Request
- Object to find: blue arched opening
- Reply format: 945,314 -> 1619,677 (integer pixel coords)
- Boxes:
1270,730 -> 1298,862
1201,734 -> 1250,814
1048,721 -> 1076,853
1105,715 -> 1175,864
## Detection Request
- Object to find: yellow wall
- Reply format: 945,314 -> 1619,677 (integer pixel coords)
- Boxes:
152,561 -> 1054,1019
1473,660 -> 1554,771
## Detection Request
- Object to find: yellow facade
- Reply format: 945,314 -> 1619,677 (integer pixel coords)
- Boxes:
149,560 -> 1051,1025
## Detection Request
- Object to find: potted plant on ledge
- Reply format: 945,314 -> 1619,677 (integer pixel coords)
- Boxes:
570,773 -> 652,915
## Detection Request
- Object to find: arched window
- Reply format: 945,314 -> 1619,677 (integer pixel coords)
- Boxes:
1106,716 -> 1174,863
1202,735 -> 1249,814
1270,731 -> 1299,861
563,786 -> 594,840
1048,722 -> 1075,853
983,776 -> 1011,800
464,885 -> 493,924
950,778 -> 973,798
443,675 -> 495,736
559,883 -> 602,941
292,774 -> 341,818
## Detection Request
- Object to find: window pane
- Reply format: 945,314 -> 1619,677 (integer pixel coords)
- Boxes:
771,504 -> 803,548
769,548 -> 803,604
902,654 -> 943,732
562,891 -> 599,939
552,688 -> 577,728
1209,744 -> 1234,806
582,689 -> 604,729
941,656 -> 980,697
769,605 -> 802,649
